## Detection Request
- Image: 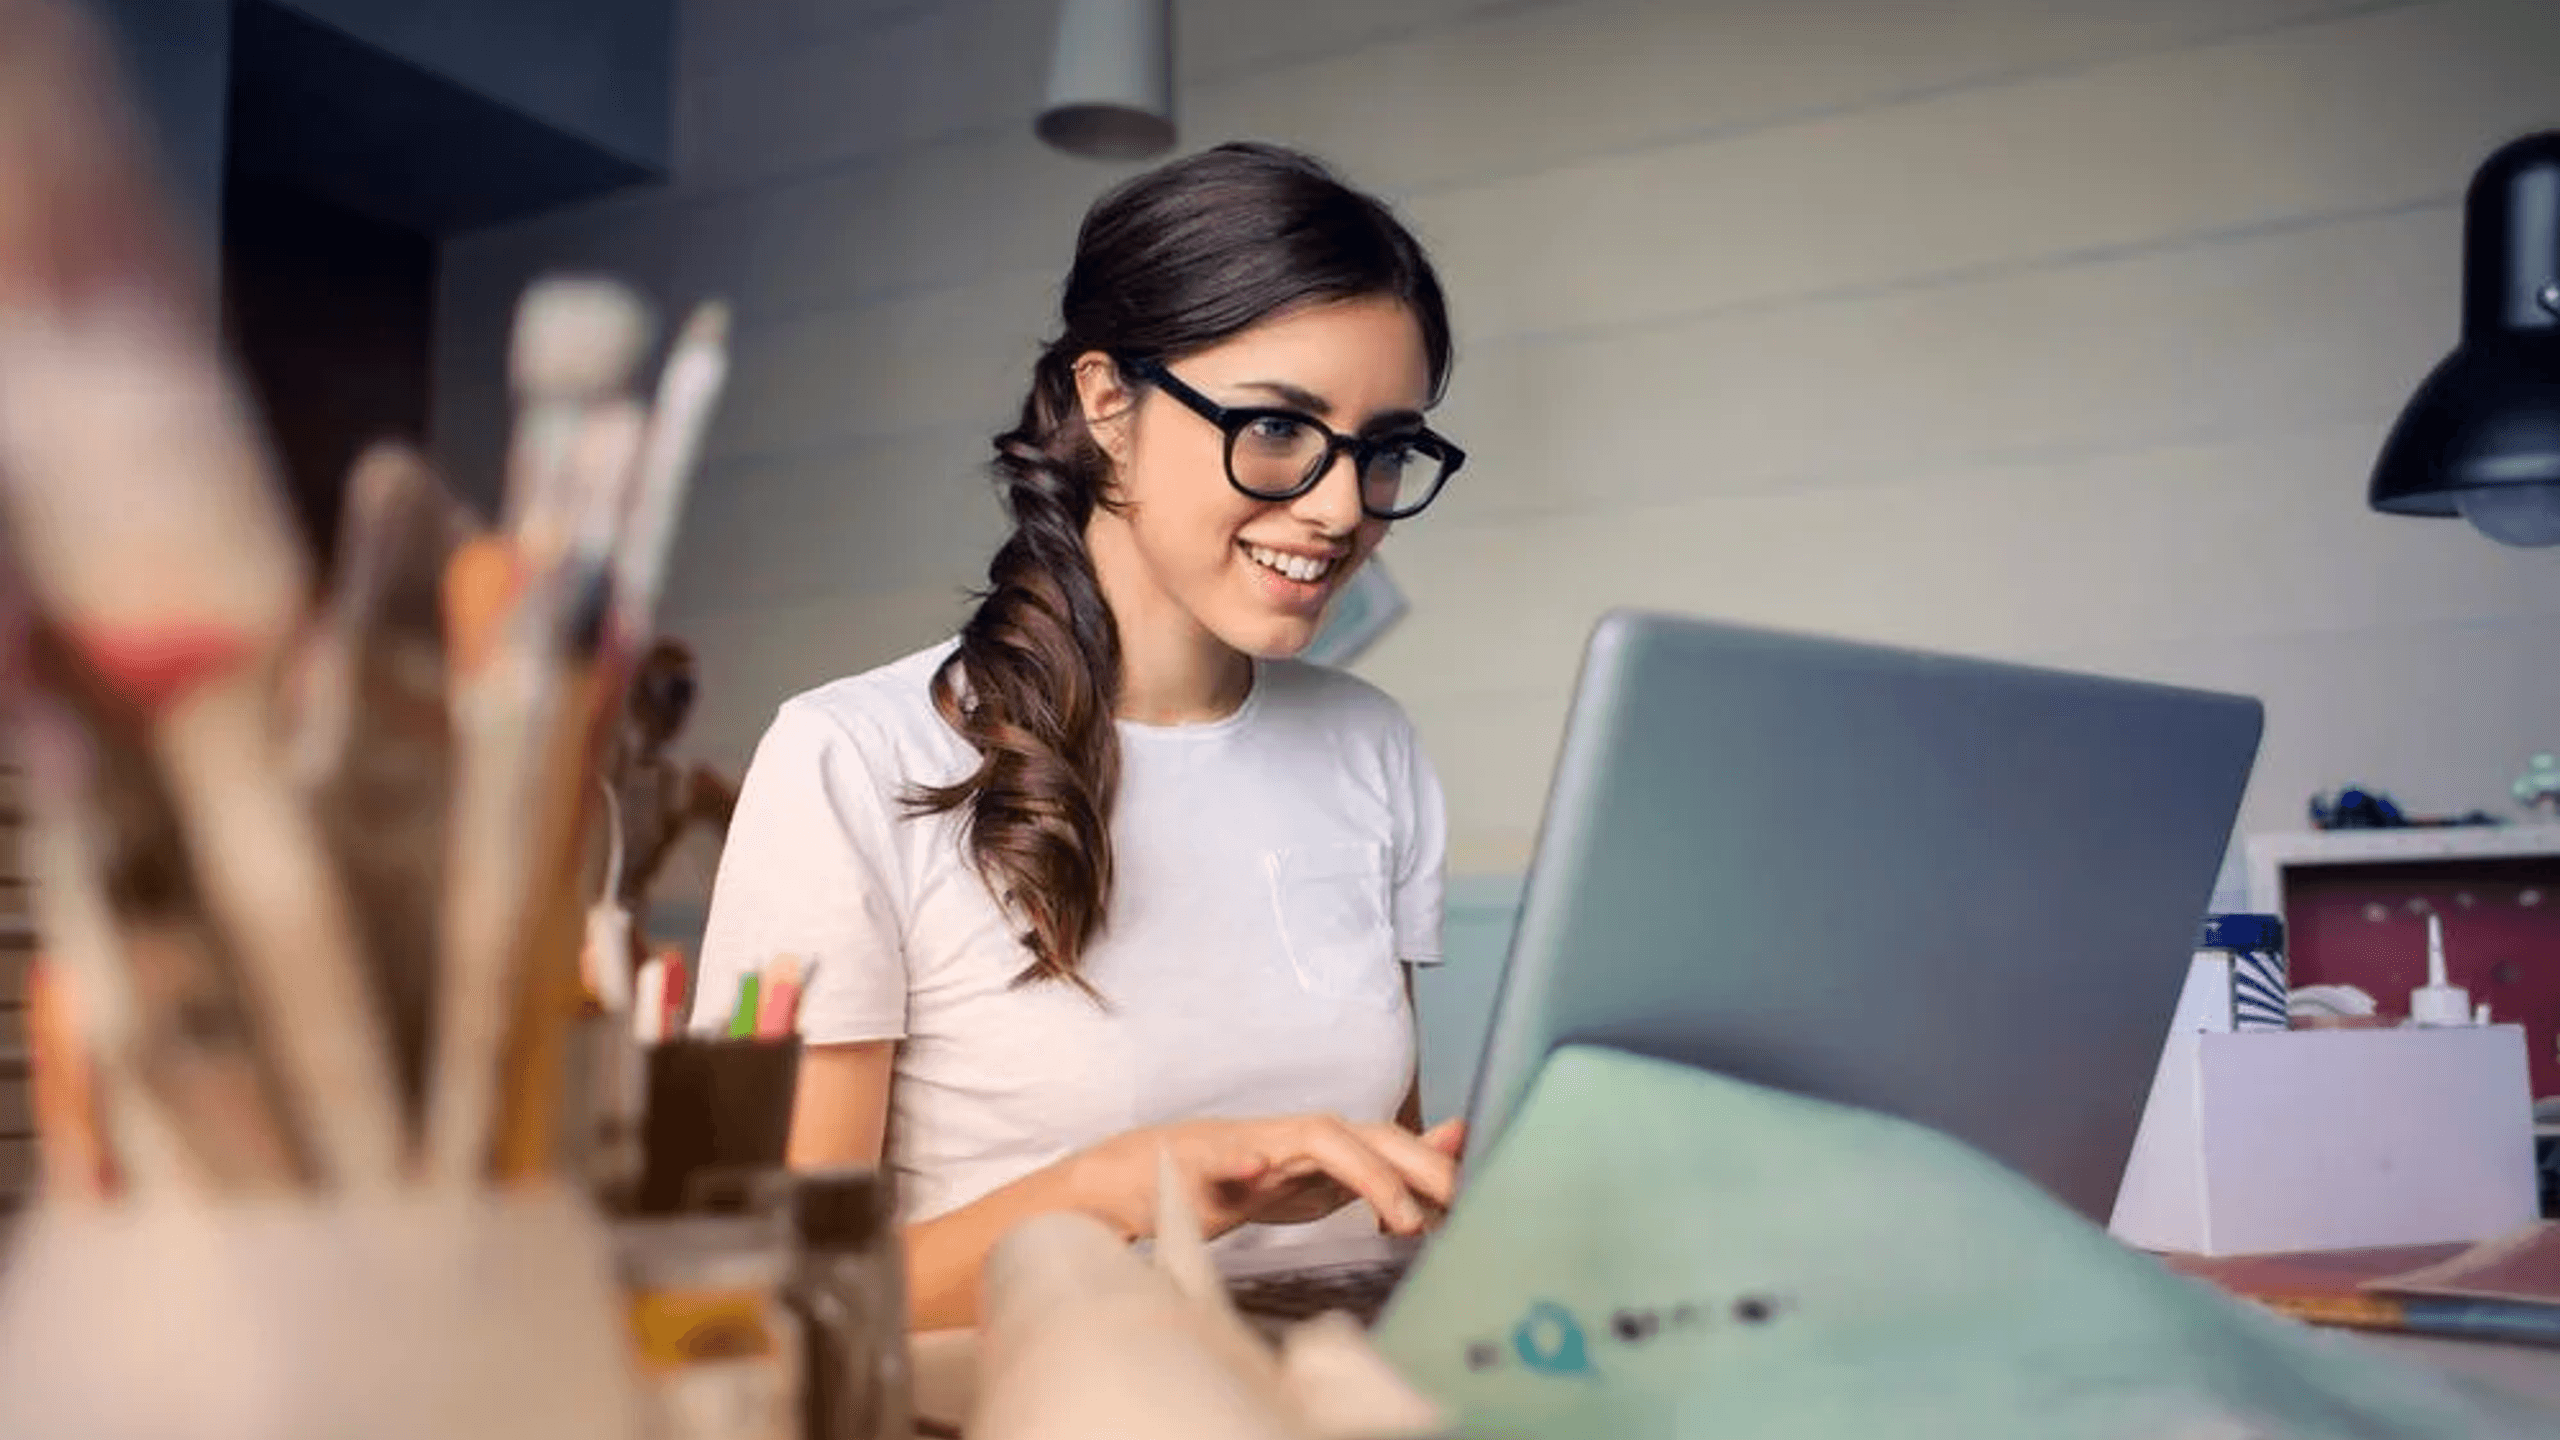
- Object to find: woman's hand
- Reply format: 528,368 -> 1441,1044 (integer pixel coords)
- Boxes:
1064,1113 -> 1466,1241
902,1113 -> 1466,1331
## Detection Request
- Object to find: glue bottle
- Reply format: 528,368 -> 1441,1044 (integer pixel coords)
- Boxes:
2408,911 -> 2475,1026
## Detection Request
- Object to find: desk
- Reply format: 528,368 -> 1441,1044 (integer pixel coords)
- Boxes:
2164,1245 -> 2560,1413
904,1305 -> 2560,1436
2358,1330 -> 2560,1411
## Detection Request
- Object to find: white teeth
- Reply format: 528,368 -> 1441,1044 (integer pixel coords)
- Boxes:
1246,544 -> 1335,584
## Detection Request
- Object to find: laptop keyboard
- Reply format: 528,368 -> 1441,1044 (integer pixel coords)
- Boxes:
1226,1255 -> 1411,1327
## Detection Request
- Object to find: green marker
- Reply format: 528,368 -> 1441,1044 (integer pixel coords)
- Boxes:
727,973 -> 761,1038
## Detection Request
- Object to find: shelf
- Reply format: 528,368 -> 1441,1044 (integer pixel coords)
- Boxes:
2245,826 -> 2560,912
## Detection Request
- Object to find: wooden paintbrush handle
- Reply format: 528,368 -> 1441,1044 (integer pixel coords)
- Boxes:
490,663 -> 617,1183
24,957 -> 113,1202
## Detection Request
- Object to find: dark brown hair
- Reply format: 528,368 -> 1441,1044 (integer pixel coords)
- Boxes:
906,143 -> 1454,987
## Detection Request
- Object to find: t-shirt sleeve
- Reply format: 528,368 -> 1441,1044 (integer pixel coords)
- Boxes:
1390,719 -> 1449,965
690,698 -> 910,1044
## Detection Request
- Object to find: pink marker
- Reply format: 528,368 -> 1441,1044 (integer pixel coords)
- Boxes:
754,954 -> 804,1040
657,951 -> 689,1040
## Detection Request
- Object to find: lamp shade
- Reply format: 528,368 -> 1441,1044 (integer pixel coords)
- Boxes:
1035,0 -> 1174,161
2369,131 -> 2560,545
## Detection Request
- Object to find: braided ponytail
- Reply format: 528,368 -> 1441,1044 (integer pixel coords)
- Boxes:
907,142 -> 1453,987
908,350 -> 1123,987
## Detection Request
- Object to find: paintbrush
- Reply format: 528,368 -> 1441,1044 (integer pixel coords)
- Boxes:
18,635 -> 311,1195
285,443 -> 481,1130
614,301 -> 731,641
0,0 -> 205,323
424,283 -> 650,1186
3,580 -> 192,1200
485,303 -> 734,1182
505,277 -> 655,571
423,539 -> 557,1186
487,295 -> 734,1180
284,442 -> 477,787
23,956 -> 117,1202
486,412 -> 651,1184
0,0 -> 404,1190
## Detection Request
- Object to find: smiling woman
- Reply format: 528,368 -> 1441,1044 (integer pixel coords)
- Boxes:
689,144 -> 1469,1330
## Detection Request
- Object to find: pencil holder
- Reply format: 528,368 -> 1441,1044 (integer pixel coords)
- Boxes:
636,1034 -> 803,1215
0,1185 -> 644,1440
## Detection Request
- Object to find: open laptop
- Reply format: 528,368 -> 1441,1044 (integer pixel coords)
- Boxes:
1221,609 -> 2263,1325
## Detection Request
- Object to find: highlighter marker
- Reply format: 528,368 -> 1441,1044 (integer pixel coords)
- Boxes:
660,951 -> 689,1039
753,954 -> 803,1040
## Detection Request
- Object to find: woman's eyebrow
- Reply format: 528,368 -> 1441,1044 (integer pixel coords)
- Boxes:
1360,407 -> 1428,434
1235,378 -> 1333,414
1234,379 -> 1427,432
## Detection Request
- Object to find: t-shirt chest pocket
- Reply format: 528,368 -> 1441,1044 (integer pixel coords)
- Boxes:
1264,842 -> 1397,1002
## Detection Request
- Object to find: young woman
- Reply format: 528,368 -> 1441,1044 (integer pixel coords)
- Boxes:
693,143 -> 1469,1329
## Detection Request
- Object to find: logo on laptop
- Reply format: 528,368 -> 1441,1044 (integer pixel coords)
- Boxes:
1508,1301 -> 1590,1376
1460,1292 -> 1792,1380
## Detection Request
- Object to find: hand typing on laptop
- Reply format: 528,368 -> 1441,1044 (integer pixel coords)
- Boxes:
1061,1114 -> 1463,1242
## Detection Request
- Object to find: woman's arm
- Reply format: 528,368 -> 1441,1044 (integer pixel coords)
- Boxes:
787,1039 -> 1459,1331
787,1040 -> 983,1330
786,1040 -> 1101,1330
784,1040 -> 893,1168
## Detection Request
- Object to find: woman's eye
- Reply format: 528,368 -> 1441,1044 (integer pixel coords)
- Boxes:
1242,415 -> 1314,449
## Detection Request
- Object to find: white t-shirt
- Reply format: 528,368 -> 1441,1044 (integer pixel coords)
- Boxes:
691,639 -> 1449,1231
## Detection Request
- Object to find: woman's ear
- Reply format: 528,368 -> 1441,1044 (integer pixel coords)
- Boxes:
1070,351 -> 1137,466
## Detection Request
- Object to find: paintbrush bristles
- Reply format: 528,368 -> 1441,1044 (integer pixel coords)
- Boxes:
509,278 -> 654,402
0,0 -> 205,317
505,278 -> 654,565
673,299 -> 729,358
612,301 -> 732,639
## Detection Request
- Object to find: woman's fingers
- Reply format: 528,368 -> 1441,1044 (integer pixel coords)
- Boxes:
1152,1113 -> 1465,1237
1422,1117 -> 1465,1155
1180,1116 -> 1410,1233
1198,1148 -> 1275,1186
1281,1116 -> 1435,1233
1349,1121 -> 1458,1212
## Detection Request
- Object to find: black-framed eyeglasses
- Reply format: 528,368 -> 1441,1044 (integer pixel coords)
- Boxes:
1121,355 -> 1465,520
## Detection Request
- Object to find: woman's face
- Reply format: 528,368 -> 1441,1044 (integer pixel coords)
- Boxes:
1077,296 -> 1434,661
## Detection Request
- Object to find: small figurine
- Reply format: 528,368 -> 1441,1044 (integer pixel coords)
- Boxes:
599,638 -> 738,967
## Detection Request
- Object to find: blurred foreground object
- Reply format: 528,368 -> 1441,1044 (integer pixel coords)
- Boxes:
1371,1045 -> 2558,1437
0,1188 -> 642,1440
0,0 -> 732,1201
969,1148 -> 1444,1439
0,2 -> 735,1434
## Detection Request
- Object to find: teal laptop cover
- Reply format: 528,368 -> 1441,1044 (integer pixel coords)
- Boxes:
1374,1045 -> 2556,1438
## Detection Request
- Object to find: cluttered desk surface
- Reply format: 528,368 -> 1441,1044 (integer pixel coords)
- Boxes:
896,1243 -> 2560,1437
2159,1238 -> 2560,1412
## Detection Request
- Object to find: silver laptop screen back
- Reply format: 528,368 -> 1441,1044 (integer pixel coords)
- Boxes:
1460,612 -> 2263,1221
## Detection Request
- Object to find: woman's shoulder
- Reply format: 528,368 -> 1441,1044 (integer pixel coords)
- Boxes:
762,637 -> 969,768
1254,658 -> 1418,742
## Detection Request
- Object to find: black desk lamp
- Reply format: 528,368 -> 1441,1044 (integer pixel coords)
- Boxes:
2369,132 -> 2560,545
